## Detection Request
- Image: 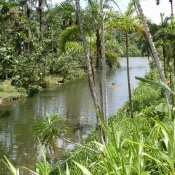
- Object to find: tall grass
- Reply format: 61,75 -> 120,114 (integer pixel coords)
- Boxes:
68,116 -> 175,175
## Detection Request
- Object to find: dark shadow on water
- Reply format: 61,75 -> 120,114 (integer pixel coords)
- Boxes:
73,123 -> 93,133
0,111 -> 11,119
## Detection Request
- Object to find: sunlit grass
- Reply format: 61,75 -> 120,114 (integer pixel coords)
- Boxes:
0,92 -> 24,98
0,80 -> 26,103
0,80 -> 17,92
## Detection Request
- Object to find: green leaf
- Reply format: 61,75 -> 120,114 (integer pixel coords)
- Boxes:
66,162 -> 70,175
135,76 -> 175,95
156,103 -> 171,113
2,156 -> 19,175
72,161 -> 92,175
36,139 -> 51,174
32,112 -> 68,151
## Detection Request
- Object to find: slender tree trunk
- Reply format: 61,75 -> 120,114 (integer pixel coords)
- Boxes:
170,0 -> 174,16
5,66 -> 8,80
75,0 -> 102,141
39,0 -> 42,45
134,0 -> 172,104
95,29 -> 104,142
96,29 -> 101,70
38,0 -> 45,79
126,32 -> 133,118
95,28 -> 103,116
1,18 -> 7,42
173,46 -> 175,76
26,6 -> 31,54
27,29 -> 31,54
51,35 -> 54,75
147,48 -> 149,59
162,41 -> 166,77
100,0 -> 108,143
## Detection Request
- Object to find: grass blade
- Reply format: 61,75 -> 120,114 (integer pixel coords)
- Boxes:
72,160 -> 92,175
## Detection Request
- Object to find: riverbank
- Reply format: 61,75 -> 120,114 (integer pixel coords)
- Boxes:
3,66 -> 170,174
0,80 -> 27,105
0,92 -> 26,105
57,68 -> 170,174
0,76 -> 66,105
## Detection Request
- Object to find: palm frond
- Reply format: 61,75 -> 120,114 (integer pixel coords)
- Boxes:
59,25 -> 81,53
32,113 -> 68,151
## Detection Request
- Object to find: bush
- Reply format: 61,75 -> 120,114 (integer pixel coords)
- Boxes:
27,85 -> 41,95
17,87 -> 26,94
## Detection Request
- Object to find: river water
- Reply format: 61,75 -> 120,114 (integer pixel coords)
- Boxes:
0,57 -> 149,174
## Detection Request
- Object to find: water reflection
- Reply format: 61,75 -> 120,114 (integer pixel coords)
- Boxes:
0,57 -> 149,174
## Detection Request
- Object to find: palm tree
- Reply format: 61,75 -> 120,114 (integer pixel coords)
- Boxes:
100,0 -> 108,143
107,0 -> 140,118
123,0 -> 139,118
75,0 -> 104,141
165,18 -> 175,76
86,0 -> 108,133
59,1 -> 75,29
137,23 -> 151,59
44,5 -> 62,75
85,0 -> 104,126
38,0 -> 45,44
154,13 -> 170,77
134,0 -> 172,104
32,113 -> 68,152
18,0 -> 33,53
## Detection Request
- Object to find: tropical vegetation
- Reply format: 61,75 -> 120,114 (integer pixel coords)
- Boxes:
1,0 -> 175,174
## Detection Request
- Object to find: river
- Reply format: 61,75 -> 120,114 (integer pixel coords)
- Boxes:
0,57 -> 149,174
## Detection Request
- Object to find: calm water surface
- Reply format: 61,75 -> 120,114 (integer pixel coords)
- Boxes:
0,57 -> 149,174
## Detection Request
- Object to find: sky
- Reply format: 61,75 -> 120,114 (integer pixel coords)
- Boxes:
118,0 -> 173,24
51,0 -> 174,24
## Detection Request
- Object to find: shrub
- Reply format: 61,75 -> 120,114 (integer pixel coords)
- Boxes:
27,85 -> 41,95
17,87 -> 26,94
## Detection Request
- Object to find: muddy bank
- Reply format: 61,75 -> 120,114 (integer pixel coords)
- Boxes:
0,94 -> 26,105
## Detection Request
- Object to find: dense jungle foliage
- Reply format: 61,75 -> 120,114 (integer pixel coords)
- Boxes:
0,0 -> 118,88
0,0 -> 174,94
0,0 -> 148,93
2,0 -> 175,174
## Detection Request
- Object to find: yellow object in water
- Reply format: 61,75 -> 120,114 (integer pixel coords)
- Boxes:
110,83 -> 116,88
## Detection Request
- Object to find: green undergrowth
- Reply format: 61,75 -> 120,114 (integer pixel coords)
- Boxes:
3,67 -> 173,174
48,68 -> 171,174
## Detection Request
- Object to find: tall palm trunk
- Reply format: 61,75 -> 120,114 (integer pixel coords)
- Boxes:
134,0 -> 172,104
95,28 -> 103,126
4,65 -> 8,80
75,0 -> 103,141
170,0 -> 174,16
51,34 -> 55,75
162,41 -> 166,77
126,32 -> 133,118
39,0 -> 43,45
173,46 -> 175,76
100,0 -> 108,143
38,0 -> 46,79
96,38 -> 104,142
